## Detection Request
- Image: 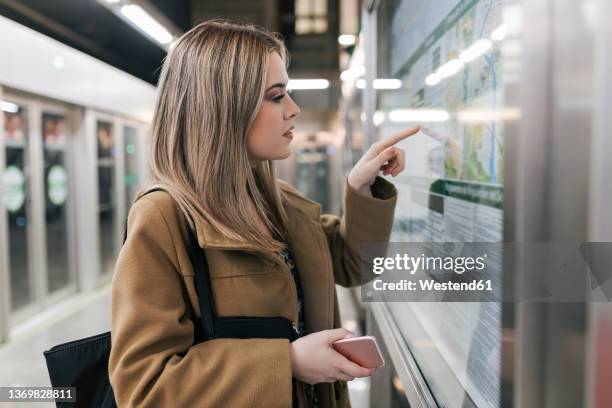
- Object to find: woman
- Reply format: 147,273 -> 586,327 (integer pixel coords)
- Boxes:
109,20 -> 418,407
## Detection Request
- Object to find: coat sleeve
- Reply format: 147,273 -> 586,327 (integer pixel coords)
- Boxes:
321,176 -> 398,288
109,197 -> 292,407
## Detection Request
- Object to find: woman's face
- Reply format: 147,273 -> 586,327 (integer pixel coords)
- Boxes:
247,52 -> 301,164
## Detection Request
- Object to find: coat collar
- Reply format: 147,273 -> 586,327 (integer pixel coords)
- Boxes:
190,180 -> 321,254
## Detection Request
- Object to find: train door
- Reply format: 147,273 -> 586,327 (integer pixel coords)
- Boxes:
0,92 -> 77,335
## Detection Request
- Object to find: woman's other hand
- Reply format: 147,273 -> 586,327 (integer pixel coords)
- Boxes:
290,328 -> 376,384
347,125 -> 421,196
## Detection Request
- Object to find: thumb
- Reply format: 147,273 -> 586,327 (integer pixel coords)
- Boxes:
326,328 -> 355,342
374,146 -> 396,167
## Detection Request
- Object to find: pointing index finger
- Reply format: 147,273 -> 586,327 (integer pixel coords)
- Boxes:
379,125 -> 421,149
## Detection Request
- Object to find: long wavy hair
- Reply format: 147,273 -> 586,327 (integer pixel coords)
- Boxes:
137,20 -> 291,253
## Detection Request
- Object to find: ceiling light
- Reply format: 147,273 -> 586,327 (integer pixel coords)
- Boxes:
388,109 -> 450,123
120,4 -> 173,45
338,34 -> 356,46
287,79 -> 330,90
356,78 -> 402,89
456,108 -> 522,123
0,101 -> 19,113
373,78 -> 402,89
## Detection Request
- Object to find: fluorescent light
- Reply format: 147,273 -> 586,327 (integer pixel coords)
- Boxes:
356,78 -> 402,89
425,73 -> 441,86
456,108 -> 521,123
373,78 -> 402,89
120,4 -> 173,45
340,65 -> 365,81
0,101 -> 19,113
338,34 -> 356,46
490,24 -> 507,41
388,109 -> 449,123
460,39 -> 492,63
287,79 -> 330,90
104,0 -> 120,3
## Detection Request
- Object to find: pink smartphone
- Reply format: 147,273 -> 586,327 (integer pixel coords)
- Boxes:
332,335 -> 385,368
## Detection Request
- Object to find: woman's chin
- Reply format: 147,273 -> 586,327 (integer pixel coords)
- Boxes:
271,148 -> 292,161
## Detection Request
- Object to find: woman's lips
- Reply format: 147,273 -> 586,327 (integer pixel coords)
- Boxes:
282,130 -> 294,139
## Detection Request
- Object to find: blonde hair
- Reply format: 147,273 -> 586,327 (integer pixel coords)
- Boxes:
138,20 -> 291,253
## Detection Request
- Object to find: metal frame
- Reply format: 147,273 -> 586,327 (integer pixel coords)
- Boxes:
508,1 -> 596,407
585,1 -> 612,407
0,85 -> 9,343
371,302 -> 439,408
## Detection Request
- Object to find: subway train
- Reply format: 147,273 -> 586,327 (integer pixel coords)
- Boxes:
1,0 -> 611,407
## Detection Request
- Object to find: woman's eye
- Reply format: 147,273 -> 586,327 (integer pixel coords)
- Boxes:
272,94 -> 286,103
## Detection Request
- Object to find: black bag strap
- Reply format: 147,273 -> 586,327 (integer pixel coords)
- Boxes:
186,225 -> 216,340
123,188 -> 214,341
124,188 -> 297,345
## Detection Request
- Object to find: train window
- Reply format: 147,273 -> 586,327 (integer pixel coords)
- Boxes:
3,103 -> 33,311
42,111 -> 72,293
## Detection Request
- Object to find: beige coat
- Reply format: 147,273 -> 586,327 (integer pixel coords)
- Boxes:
109,176 -> 397,407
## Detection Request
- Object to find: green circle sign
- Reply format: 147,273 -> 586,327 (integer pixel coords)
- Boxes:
3,166 -> 26,213
47,165 -> 68,205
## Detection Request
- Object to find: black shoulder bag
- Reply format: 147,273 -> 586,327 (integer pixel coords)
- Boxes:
43,188 -> 299,407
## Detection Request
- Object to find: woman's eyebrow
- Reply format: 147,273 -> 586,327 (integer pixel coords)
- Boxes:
265,82 -> 287,92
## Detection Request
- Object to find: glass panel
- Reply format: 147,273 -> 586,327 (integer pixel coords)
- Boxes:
97,120 -> 115,276
123,126 -> 140,212
376,0 -> 505,407
42,112 -> 71,293
3,104 -> 32,311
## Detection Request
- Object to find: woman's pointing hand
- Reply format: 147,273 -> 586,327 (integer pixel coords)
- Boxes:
347,125 -> 421,196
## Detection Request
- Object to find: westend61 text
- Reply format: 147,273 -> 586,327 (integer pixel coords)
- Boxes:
373,279 -> 493,291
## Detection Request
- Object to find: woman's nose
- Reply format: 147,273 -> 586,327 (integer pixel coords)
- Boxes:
285,95 -> 301,119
